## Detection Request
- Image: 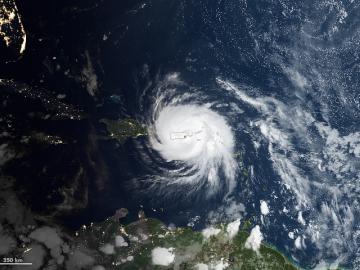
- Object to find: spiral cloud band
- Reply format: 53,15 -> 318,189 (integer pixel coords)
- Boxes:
149,104 -> 237,194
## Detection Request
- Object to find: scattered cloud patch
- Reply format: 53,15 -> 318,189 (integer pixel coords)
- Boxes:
127,256 -> 134,261
260,200 -> 269,215
285,68 -> 308,89
29,226 -> 62,250
245,225 -> 263,253
211,260 -> 229,270
115,235 -> 128,247
207,199 -> 245,223
151,247 -> 175,266
202,227 -> 221,239
294,235 -> 306,249
28,226 -> 64,262
99,243 -> 115,255
297,211 -> 306,226
81,51 -> 98,97
226,219 -> 241,239
295,236 -> 302,249
196,263 -> 209,270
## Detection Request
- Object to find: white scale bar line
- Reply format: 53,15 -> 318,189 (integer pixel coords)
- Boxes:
0,263 -> 33,265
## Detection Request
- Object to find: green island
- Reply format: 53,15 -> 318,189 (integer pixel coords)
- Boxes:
100,118 -> 147,143
76,214 -> 299,270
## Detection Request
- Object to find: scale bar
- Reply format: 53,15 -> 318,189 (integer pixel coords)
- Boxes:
0,263 -> 32,265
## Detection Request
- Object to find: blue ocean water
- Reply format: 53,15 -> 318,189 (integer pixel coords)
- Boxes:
95,1 -> 360,269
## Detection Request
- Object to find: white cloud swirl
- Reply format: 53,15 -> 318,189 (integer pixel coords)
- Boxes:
144,75 -> 237,196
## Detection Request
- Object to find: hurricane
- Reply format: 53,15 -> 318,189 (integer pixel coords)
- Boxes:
150,103 -> 236,186
135,74 -> 238,197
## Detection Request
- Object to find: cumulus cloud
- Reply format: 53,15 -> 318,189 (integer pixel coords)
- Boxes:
260,201 -> 269,216
196,263 -> 209,270
29,226 -> 62,250
226,219 -> 241,239
211,260 -> 229,270
151,247 -> 175,266
202,227 -> 221,239
99,243 -> 115,255
29,226 -> 64,262
245,225 -> 263,253
295,236 -> 302,249
115,235 -> 128,247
